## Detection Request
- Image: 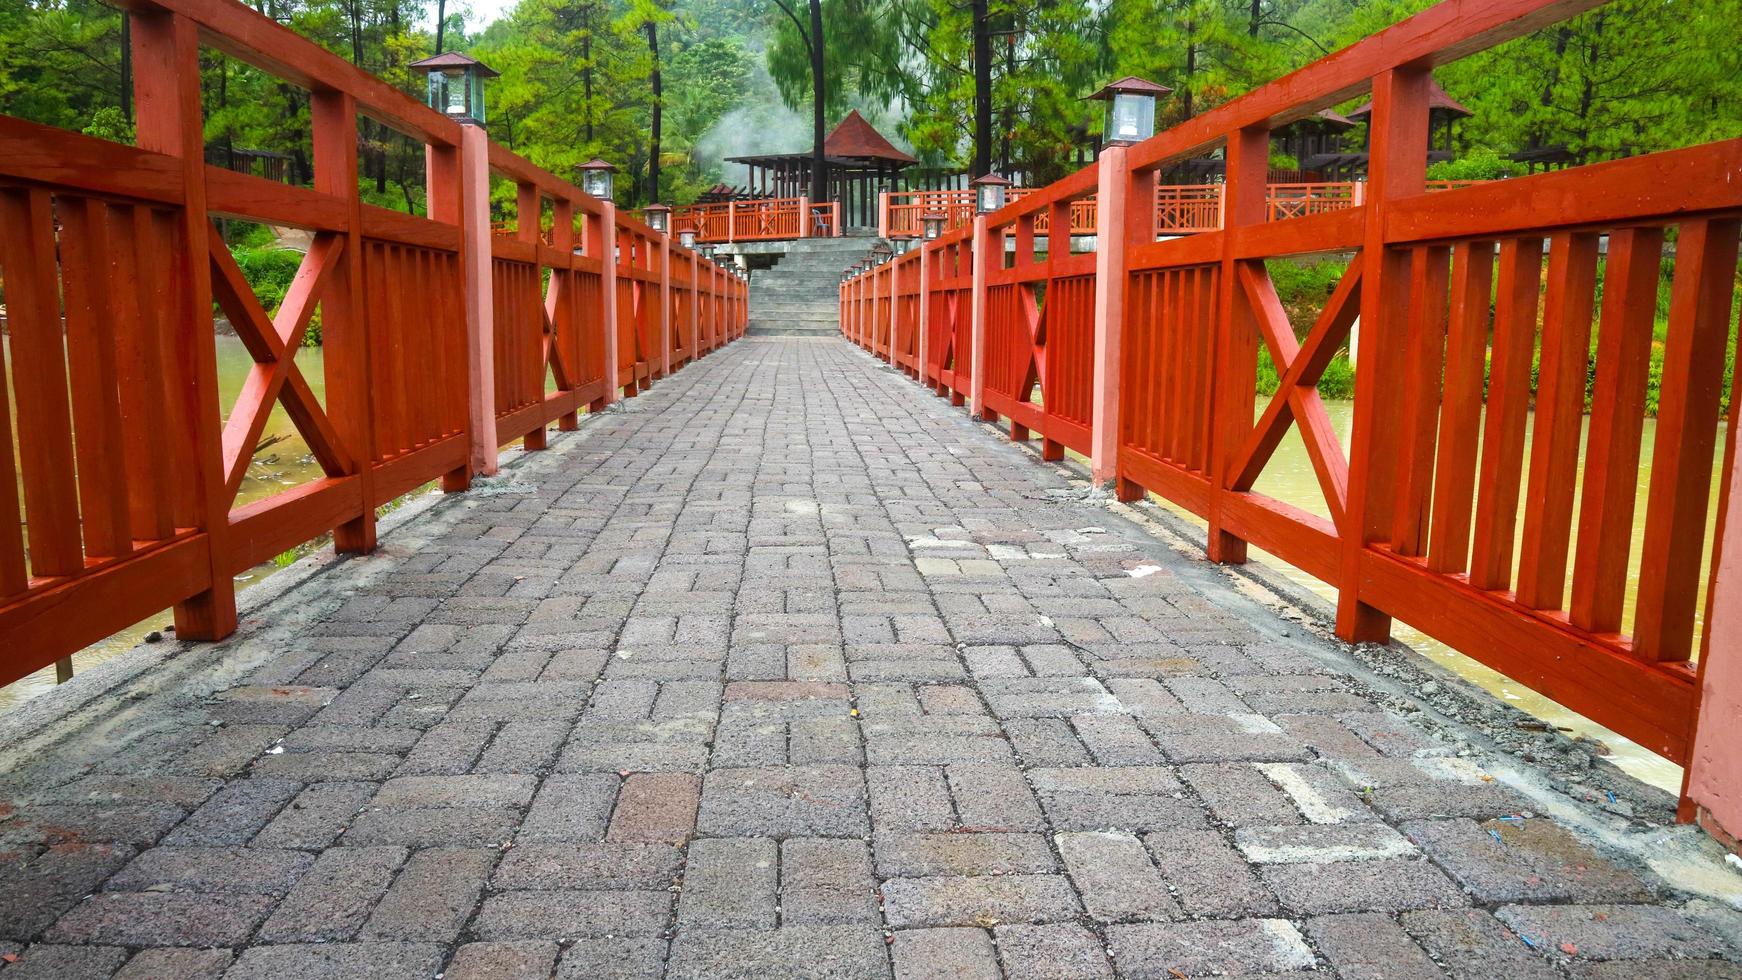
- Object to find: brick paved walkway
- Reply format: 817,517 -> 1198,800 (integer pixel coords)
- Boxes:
1,338 -> 1738,979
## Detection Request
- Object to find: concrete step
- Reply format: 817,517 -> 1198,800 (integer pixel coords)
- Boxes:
747,322 -> 843,336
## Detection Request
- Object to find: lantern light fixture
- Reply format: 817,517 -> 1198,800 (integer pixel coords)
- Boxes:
678,226 -> 698,249
921,211 -> 947,241
972,172 -> 1012,214
579,159 -> 618,201
410,52 -> 498,126
870,241 -> 893,265
644,202 -> 670,235
1090,75 -> 1171,146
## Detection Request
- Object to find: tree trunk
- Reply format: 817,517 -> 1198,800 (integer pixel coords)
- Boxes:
808,0 -> 827,203
582,4 -> 595,143
119,12 -> 132,124
646,20 -> 662,204
971,0 -> 992,177
1249,0 -> 1261,37
435,0 -> 447,54
1182,20 -> 1197,119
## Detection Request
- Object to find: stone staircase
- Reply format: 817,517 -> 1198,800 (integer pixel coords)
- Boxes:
746,236 -> 884,337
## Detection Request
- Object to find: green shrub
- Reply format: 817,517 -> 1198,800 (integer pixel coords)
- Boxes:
1426,148 -> 1519,181
228,246 -> 323,346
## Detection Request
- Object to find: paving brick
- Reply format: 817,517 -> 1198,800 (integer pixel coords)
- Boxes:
607,772 -> 699,842
44,892 -> 276,947
492,842 -> 681,890
471,890 -> 671,940
679,837 -> 778,928
372,774 -> 537,809
1234,823 -> 1417,864
1056,831 -> 1177,923
104,846 -> 312,895
1402,817 -> 1653,903
113,947 -> 234,980
1495,904 -> 1737,962
1307,912 -> 1445,979
445,941 -> 560,980
162,778 -> 302,845
892,927 -> 1000,980
665,926 -> 890,979
946,765 -> 1043,831
697,765 -> 868,837
254,781 -> 377,849
993,923 -> 1114,979
0,843 -> 135,941
881,874 -> 1082,928
554,937 -> 671,979
780,838 -> 879,925
1399,909 -> 1562,980
225,943 -> 445,979
867,767 -> 954,832
1261,857 -> 1467,915
1106,919 -> 1317,978
260,846 -> 406,942
0,944 -> 129,980
361,847 -> 494,941
1143,829 -> 1277,917
519,774 -> 618,842
874,833 -> 1056,877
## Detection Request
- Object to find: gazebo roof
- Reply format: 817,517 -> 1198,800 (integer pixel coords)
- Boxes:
1348,78 -> 1472,120
823,110 -> 917,164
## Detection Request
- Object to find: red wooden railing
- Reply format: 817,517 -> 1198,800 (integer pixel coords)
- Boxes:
845,0 -> 1742,818
0,0 -> 745,686
668,196 -> 840,244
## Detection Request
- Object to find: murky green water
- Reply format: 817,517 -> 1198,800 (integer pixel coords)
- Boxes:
0,336 -> 334,711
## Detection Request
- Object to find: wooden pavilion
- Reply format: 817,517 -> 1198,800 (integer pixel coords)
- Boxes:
727,110 -> 917,229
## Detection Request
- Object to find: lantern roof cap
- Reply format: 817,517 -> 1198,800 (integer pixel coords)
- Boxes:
920,210 -> 947,220
409,51 -> 499,77
1089,75 -> 1172,101
971,171 -> 1012,187
579,158 -> 619,173
644,202 -> 671,212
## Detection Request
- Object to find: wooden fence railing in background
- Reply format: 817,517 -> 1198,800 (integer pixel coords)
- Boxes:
667,196 -> 840,244
0,0 -> 745,688
844,0 -> 1742,832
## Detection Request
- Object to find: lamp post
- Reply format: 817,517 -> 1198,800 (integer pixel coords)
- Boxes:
921,211 -> 947,241
972,172 -> 1011,214
644,202 -> 671,235
579,159 -> 618,201
1090,75 -> 1170,147
409,52 -> 499,127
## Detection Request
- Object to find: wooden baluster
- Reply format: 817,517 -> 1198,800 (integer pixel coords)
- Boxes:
1425,240 -> 1496,574
1207,125 -> 1269,563
1468,237 -> 1545,591
1389,244 -> 1451,557
1634,217 -> 1742,661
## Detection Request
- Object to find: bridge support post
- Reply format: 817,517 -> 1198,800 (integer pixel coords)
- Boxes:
458,123 -> 499,476
969,214 -> 990,420
1687,429 -> 1742,849
599,204 -> 620,407
1090,144 -> 1130,487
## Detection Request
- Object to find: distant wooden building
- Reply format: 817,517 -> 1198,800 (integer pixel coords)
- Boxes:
727,110 -> 917,229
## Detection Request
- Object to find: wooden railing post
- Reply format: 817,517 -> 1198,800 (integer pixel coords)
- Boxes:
130,9 -> 237,640
1337,66 -> 1430,645
1688,435 -> 1742,845
917,246 -> 931,384
425,138 -> 472,489
691,253 -> 701,360
516,180 -> 549,451
1206,125 -> 1270,563
1090,144 -> 1130,486
969,214 -> 991,419
799,196 -> 811,238
658,233 -> 672,379
312,89 -> 381,545
598,204 -> 620,406
550,198 -> 579,433
457,123 -> 498,475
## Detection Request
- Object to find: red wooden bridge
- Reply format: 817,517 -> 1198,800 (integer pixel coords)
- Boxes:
843,0 -> 1742,841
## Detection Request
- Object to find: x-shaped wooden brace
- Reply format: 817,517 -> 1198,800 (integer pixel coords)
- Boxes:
1225,259 -> 1362,532
542,276 -> 574,392
1015,281 -> 1046,402
208,226 -> 353,507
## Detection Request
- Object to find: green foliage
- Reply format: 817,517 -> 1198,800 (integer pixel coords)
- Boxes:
229,246 -> 324,347
1426,148 -> 1519,181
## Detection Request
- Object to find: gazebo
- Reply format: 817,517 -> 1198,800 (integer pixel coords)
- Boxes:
727,110 -> 917,229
